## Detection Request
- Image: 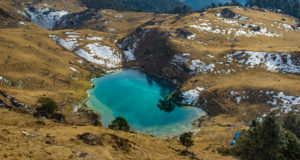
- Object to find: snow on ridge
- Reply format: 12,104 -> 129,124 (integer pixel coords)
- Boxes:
187,33 -> 196,39
171,54 -> 190,64
189,59 -> 215,74
181,87 -> 206,106
167,50 -> 299,76
123,45 -> 136,61
235,27 -> 280,37
268,92 -> 300,113
115,15 -> 123,18
0,76 -> 12,86
25,7 -> 68,30
118,34 -> 145,62
86,37 -> 104,41
65,32 -> 80,35
18,22 -> 27,26
233,51 -> 300,74
86,43 -> 121,67
228,89 -> 299,114
50,33 -> 122,68
207,54 -> 215,58
49,35 -> 79,51
216,13 -> 248,20
170,54 -> 190,71
190,25 -> 226,34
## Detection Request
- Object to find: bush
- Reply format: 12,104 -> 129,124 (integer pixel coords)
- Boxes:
93,119 -> 102,126
179,132 -> 194,151
283,112 -> 300,139
109,116 -> 130,132
0,8 -> 11,18
36,97 -> 58,114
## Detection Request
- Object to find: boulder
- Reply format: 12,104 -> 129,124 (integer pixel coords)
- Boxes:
220,8 -> 236,19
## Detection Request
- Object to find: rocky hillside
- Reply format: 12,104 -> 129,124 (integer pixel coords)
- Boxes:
0,0 -> 299,159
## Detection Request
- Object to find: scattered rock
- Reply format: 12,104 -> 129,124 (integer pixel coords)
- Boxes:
176,28 -> 193,39
102,133 -> 132,153
35,120 -> 46,125
141,20 -> 156,27
249,25 -> 261,32
21,131 -> 36,137
55,9 -> 97,30
0,99 -> 6,107
77,133 -> 132,152
77,133 -> 103,146
76,152 -> 88,157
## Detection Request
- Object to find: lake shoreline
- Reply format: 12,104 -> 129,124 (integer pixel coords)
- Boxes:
84,69 -> 206,138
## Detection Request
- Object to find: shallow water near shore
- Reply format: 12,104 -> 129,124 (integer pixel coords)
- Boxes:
87,69 -> 204,137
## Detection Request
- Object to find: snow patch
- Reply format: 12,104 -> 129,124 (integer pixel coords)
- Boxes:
123,42 -> 137,62
85,43 -> 121,68
49,35 -> 79,51
181,87 -> 205,105
18,22 -> 27,26
268,92 -> 300,113
189,59 -> 215,74
50,33 -> 121,68
190,25 -> 226,34
0,76 -> 11,86
65,32 -> 80,35
207,54 -> 215,58
115,15 -> 123,18
86,37 -> 104,41
69,67 -> 79,72
233,51 -> 300,74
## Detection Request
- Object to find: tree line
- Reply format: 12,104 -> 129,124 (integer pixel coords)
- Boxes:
209,0 -> 300,18
80,0 -> 184,13
246,0 -> 300,18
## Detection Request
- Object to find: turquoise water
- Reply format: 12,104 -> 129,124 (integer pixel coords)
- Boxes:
87,69 -> 204,137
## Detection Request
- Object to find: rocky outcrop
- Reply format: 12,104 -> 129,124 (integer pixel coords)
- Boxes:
217,8 -> 247,19
219,8 -> 236,19
25,7 -> 69,30
77,133 -> 132,152
119,28 -> 191,83
54,9 -> 99,30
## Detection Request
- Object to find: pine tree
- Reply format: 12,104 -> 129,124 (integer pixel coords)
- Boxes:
179,132 -> 194,151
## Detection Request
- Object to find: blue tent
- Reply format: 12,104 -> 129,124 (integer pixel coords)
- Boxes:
234,132 -> 241,140
230,140 -> 236,146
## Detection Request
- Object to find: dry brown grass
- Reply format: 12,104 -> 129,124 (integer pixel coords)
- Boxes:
0,23 -> 91,109
0,3 -> 299,160
0,108 -> 237,160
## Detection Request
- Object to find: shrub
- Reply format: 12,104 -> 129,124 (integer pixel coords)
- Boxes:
0,8 -> 11,18
283,112 -> 300,139
109,116 -> 130,132
179,132 -> 194,151
36,97 -> 58,114
93,119 -> 102,126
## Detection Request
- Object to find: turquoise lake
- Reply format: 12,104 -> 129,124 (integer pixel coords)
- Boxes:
87,69 -> 204,137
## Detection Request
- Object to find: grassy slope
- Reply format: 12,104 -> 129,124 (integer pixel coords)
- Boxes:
0,108 -> 237,160
0,2 -> 299,160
